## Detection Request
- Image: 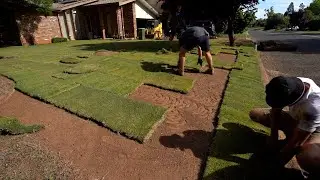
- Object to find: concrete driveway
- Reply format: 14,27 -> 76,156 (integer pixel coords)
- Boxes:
249,30 -> 320,84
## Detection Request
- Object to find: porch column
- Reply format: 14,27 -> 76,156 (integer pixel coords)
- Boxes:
116,6 -> 124,39
98,7 -> 106,39
57,12 -> 68,38
65,9 -> 75,40
132,2 -> 137,38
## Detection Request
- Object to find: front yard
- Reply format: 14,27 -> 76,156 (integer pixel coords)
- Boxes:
0,39 -> 235,142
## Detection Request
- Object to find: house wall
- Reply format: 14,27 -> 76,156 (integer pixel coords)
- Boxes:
123,2 -> 137,38
16,13 -> 62,45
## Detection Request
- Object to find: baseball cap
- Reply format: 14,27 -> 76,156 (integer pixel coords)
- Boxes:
265,76 -> 305,108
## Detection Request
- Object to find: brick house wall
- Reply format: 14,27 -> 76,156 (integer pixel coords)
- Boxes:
123,2 -> 137,38
16,13 -> 62,45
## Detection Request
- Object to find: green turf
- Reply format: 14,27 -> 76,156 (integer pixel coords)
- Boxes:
0,39 -> 239,141
60,57 -> 83,64
49,85 -> 166,140
203,45 -> 271,179
0,116 -> 43,135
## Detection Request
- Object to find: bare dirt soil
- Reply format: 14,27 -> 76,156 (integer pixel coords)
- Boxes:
0,76 -> 14,105
216,53 -> 236,64
0,136 -> 79,179
0,70 -> 228,179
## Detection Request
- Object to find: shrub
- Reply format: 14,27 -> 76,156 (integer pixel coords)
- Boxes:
308,19 -> 320,30
52,37 -> 68,43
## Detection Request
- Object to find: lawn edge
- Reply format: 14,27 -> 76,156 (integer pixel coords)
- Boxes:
200,43 -> 267,179
143,110 -> 168,142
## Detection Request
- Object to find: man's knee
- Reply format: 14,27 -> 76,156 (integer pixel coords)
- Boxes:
296,143 -> 320,176
249,108 -> 266,122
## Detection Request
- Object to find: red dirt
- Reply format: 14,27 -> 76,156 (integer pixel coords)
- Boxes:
0,70 -> 228,179
0,76 -> 14,105
216,53 -> 236,64
94,50 -> 118,56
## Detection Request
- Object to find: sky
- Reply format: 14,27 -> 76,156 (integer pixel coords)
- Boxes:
256,0 -> 313,19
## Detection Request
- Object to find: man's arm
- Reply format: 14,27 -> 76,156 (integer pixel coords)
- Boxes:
278,128 -> 312,166
268,108 -> 282,148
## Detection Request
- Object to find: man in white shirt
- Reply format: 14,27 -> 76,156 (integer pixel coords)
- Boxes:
250,76 -> 320,178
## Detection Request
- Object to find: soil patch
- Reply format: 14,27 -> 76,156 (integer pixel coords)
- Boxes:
257,40 -> 297,51
216,52 -> 237,64
0,136 -> 79,179
0,76 -> 14,105
0,70 -> 228,179
95,50 -> 118,56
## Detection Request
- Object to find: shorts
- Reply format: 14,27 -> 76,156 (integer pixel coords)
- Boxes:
179,35 -> 210,52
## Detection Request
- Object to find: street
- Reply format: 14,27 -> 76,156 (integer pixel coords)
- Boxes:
250,30 -> 320,84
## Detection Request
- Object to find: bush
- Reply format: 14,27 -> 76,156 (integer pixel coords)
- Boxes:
308,19 -> 320,30
52,37 -> 68,43
264,13 -> 289,30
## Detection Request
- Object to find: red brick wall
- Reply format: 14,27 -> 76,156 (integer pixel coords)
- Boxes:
16,13 -> 62,45
123,2 -> 137,38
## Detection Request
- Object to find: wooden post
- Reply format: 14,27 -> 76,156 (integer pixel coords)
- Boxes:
99,7 -> 106,39
121,6 -> 125,38
65,10 -> 75,40
116,6 -> 123,39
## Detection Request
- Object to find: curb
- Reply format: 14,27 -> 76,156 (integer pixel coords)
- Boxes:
257,52 -> 270,86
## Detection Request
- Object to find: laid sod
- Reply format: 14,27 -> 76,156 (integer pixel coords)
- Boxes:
0,40 -> 238,141
0,116 -> 43,135
60,57 -> 83,64
203,45 -> 270,179
49,85 -> 166,139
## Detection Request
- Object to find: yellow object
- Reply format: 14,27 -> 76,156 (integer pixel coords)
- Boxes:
153,23 -> 163,40
146,23 -> 163,40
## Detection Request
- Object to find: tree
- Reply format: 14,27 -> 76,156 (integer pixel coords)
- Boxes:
286,2 -> 295,15
233,9 -> 256,33
264,7 -> 289,30
308,0 -> 320,16
299,3 -> 305,11
2,0 -> 53,14
160,0 -> 262,46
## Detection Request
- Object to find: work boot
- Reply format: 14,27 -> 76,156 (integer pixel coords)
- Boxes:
204,68 -> 214,75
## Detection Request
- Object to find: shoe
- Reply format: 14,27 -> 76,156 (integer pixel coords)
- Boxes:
204,68 -> 214,75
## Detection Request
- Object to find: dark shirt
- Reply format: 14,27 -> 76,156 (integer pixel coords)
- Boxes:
180,26 -> 209,40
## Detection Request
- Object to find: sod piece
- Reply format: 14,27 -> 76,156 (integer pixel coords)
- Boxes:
64,64 -> 98,74
0,116 -> 43,135
60,57 -> 82,64
49,85 -> 166,141
203,46 -> 270,179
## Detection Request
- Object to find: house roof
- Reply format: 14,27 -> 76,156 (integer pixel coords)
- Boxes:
52,0 -> 98,11
52,0 -> 159,18
84,0 -> 135,6
53,0 -> 136,11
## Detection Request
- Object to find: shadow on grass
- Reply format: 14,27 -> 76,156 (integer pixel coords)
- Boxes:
73,40 -> 180,53
160,130 -> 213,159
203,123 -> 304,180
140,61 -> 199,74
160,122 -> 304,180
